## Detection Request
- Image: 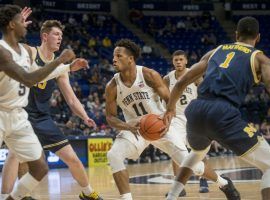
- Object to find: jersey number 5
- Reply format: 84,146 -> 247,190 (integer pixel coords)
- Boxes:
132,102 -> 148,116
18,83 -> 26,96
220,52 -> 235,68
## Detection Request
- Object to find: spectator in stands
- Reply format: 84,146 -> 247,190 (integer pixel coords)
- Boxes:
89,47 -> 98,58
189,51 -> 199,65
148,17 -> 157,36
88,36 -> 96,48
142,44 -> 153,57
102,36 -> 112,48
176,18 -> 186,30
129,8 -> 143,24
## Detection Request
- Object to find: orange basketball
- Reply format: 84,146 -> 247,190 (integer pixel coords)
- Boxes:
139,114 -> 166,141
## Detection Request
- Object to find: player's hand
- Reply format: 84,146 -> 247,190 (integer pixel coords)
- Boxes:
126,121 -> 140,140
83,117 -> 97,128
58,49 -> 76,64
21,7 -> 32,27
163,109 -> 175,131
70,58 -> 89,72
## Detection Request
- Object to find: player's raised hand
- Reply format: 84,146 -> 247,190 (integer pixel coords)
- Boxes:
21,7 -> 32,27
70,58 -> 89,72
58,49 -> 76,64
83,117 -> 97,128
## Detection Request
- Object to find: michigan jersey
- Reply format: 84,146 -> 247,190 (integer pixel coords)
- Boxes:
115,65 -> 165,122
198,42 -> 261,107
0,40 -> 31,110
167,70 -> 197,120
26,47 -> 56,116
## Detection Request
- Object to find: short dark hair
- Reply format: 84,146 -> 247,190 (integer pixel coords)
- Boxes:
237,16 -> 259,40
115,39 -> 141,61
172,50 -> 187,59
0,5 -> 21,32
40,20 -> 64,34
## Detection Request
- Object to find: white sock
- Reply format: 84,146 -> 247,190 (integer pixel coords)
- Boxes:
216,175 -> 228,188
10,173 -> 39,200
166,181 -> 184,200
81,184 -> 94,195
120,192 -> 133,200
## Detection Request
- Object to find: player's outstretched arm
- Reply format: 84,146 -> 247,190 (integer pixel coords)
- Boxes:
257,53 -> 270,94
57,73 -> 96,128
0,47 -> 75,87
105,79 -> 139,135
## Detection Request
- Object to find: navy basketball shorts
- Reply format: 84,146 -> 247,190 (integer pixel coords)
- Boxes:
184,98 -> 261,156
29,116 -> 69,153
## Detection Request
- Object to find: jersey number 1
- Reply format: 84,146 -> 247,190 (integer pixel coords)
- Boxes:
220,52 -> 235,68
132,102 -> 148,116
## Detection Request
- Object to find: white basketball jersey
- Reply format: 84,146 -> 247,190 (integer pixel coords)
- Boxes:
168,70 -> 197,120
0,40 -> 31,110
115,65 -> 165,122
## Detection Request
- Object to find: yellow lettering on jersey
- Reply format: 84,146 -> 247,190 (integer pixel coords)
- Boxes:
222,45 -> 251,54
243,123 -> 257,138
34,81 -> 47,89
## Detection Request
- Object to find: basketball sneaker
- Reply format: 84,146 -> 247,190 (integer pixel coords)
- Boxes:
199,178 -> 209,193
79,191 -> 103,200
219,177 -> 240,200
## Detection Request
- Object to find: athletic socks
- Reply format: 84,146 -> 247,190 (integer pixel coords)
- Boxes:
166,181 -> 184,200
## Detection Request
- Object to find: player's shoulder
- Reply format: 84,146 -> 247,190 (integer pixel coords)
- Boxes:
106,77 -> 117,90
142,66 -> 161,79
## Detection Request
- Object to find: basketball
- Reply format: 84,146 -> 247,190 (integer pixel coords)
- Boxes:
139,114 -> 166,141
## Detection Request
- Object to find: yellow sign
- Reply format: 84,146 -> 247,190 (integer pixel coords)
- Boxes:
88,138 -> 113,167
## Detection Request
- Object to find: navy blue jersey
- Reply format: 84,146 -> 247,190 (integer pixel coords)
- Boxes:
198,42 -> 262,107
25,47 -> 57,117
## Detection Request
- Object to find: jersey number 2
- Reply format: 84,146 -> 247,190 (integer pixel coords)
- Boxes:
132,102 -> 148,116
220,52 -> 235,68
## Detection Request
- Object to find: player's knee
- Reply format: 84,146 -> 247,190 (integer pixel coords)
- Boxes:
63,153 -> 81,166
261,169 -> 270,190
107,149 -> 126,173
28,157 -> 48,181
192,161 -> 205,176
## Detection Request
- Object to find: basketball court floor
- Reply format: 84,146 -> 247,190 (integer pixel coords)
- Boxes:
0,156 -> 261,200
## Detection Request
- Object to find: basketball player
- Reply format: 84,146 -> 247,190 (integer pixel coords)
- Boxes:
105,39 -> 239,200
164,16 -> 270,200
1,16 -> 103,200
163,49 -> 209,195
0,5 -> 87,200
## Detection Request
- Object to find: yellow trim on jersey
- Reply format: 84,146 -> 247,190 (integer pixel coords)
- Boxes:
239,136 -> 263,157
43,139 -> 69,149
250,50 -> 262,84
208,45 -> 223,61
37,47 -> 55,64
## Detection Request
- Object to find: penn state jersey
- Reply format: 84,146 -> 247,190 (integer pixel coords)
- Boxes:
198,42 -> 261,107
0,40 -> 31,110
25,47 -> 56,116
167,70 -> 197,120
115,65 -> 165,122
